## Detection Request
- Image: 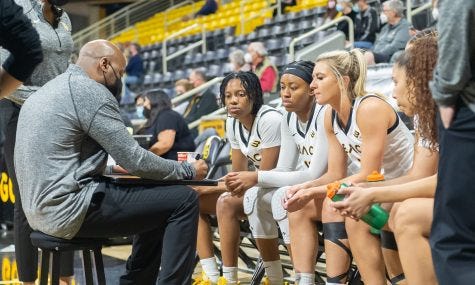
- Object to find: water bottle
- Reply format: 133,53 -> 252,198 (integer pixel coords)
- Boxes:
327,181 -> 389,230
366,171 -> 385,234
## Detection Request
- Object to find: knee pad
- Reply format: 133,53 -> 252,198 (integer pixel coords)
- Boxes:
380,230 -> 398,251
243,187 -> 278,239
272,187 -> 290,243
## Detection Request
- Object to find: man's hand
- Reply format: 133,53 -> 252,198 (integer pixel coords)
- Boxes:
224,171 -> 257,196
192,160 -> 208,180
330,186 -> 373,220
439,105 -> 456,129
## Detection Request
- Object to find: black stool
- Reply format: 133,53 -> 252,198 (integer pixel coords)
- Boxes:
30,231 -> 106,285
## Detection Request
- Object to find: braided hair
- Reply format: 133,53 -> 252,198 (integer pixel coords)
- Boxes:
219,71 -> 263,115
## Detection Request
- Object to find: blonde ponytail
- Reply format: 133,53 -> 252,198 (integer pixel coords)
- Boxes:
315,48 -> 368,101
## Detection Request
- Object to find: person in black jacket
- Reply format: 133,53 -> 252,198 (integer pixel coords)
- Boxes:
137,89 -> 196,160
0,0 -> 43,99
183,69 -> 219,137
354,0 -> 380,49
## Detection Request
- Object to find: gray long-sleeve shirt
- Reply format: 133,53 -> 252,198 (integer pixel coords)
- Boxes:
373,18 -> 410,59
430,0 -> 475,111
0,0 -> 73,105
15,64 -> 196,239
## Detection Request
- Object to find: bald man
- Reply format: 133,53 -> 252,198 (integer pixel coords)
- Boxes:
14,40 -> 208,284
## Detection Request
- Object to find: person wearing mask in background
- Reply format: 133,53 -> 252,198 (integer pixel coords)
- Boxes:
365,0 -> 410,65
229,49 -> 251,72
323,0 -> 339,23
336,0 -> 357,42
122,42 -> 143,106
1,0 -> 74,284
353,0 -> 379,49
183,69 -> 219,137
245,42 -> 278,94
0,0 -> 43,99
15,39 -> 208,285
173,78 -> 194,115
136,89 -> 195,160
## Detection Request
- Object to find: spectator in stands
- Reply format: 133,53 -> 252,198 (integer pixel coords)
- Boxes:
122,42 -> 144,105
2,0 -> 75,284
273,0 -> 297,17
195,0 -> 218,17
323,0 -> 339,24
365,0 -> 411,64
229,50 -> 251,72
245,42 -> 278,94
336,0 -> 357,41
15,39 -> 208,285
136,89 -> 195,160
353,0 -> 379,49
183,69 -> 219,137
173,78 -> 193,115
183,0 -> 218,21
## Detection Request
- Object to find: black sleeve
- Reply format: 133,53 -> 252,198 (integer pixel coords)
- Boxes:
184,90 -> 219,124
154,111 -> 180,135
0,0 -> 43,82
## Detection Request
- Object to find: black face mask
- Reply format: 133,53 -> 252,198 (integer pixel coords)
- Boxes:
143,107 -> 151,119
48,0 -> 69,6
103,64 -> 123,103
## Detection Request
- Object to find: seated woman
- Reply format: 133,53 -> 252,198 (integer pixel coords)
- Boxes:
194,72 -> 282,285
331,30 -> 439,284
136,89 -> 195,160
224,61 -> 329,284
283,49 -> 414,285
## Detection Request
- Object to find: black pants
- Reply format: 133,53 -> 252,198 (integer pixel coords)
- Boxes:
76,182 -> 199,285
3,101 -> 74,281
430,100 -> 475,283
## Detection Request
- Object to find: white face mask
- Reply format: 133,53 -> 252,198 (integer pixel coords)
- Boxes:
244,52 -> 253,64
432,8 -> 439,20
380,14 -> 388,25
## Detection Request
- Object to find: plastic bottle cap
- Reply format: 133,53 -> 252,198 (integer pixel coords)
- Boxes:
367,171 -> 384,182
326,181 -> 341,199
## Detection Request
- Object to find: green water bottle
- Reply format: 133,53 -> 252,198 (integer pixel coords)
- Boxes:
327,181 -> 389,230
367,171 -> 385,234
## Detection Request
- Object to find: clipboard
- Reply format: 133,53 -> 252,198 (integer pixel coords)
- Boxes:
103,174 -> 218,186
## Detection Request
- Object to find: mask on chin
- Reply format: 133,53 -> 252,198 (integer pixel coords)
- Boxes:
48,0 -> 69,6
103,64 -> 123,103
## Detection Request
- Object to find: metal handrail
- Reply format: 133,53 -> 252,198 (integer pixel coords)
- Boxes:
72,0 -> 189,49
162,23 -> 207,73
240,0 -> 282,34
188,107 -> 227,129
172,76 -> 224,105
289,16 -> 354,61
407,1 -> 432,23
171,76 -> 225,130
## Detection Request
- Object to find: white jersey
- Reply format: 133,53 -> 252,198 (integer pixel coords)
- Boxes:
226,105 -> 282,169
257,103 -> 329,188
284,103 -> 326,171
332,95 -> 414,179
